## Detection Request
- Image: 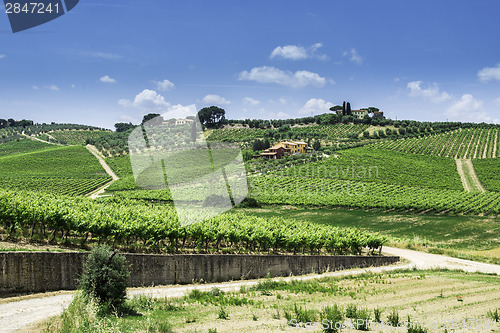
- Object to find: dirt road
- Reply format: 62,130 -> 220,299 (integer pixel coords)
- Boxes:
0,247 -> 498,332
455,158 -> 486,192
85,145 -> 119,198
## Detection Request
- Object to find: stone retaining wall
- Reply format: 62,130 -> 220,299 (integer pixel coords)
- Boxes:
0,252 -> 399,295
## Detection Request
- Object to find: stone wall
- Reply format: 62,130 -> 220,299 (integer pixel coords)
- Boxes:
0,252 -> 399,295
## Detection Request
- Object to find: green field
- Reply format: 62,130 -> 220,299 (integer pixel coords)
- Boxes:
0,145 -> 111,196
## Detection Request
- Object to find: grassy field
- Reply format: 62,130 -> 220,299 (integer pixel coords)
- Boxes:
40,269 -> 500,332
235,206 -> 500,264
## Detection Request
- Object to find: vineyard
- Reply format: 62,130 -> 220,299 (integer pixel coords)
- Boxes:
43,130 -> 112,145
206,123 -> 370,142
0,190 -> 385,255
0,139 -> 53,157
473,158 -> 500,192
373,127 -> 500,159
206,127 -> 266,142
0,145 -> 111,196
267,147 -> 464,191
249,175 -> 500,215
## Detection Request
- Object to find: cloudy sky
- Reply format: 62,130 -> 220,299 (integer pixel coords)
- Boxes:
1,0 -> 500,129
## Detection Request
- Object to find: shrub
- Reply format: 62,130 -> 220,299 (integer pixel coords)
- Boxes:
488,308 -> 499,322
373,307 -> 383,323
79,245 -> 130,310
218,307 -> 229,320
354,308 -> 371,331
345,303 -> 357,319
321,304 -> 344,333
387,308 -> 399,327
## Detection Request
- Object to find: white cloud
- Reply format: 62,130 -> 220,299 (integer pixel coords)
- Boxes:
494,97 -> 500,104
343,48 -> 363,65
238,66 -> 328,88
298,98 -> 334,115
477,64 -> 500,82
445,94 -> 498,123
270,43 -> 327,60
242,97 -> 260,105
119,89 -> 170,111
279,97 -> 288,105
407,81 -> 452,103
155,79 -> 175,91
270,45 -> 307,60
161,104 -> 197,120
0,54 -> 5,59
32,85 -> 39,90
202,94 -> 231,105
100,75 -> 116,83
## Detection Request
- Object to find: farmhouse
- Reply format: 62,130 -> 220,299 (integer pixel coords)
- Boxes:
351,110 -> 369,119
174,118 -> 194,125
260,141 -> 313,159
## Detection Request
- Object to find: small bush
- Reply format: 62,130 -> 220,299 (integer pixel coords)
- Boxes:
78,245 -> 130,310
487,308 -> 499,322
387,308 -> 400,327
293,303 -> 317,324
345,303 -> 357,319
218,307 -> 229,320
373,307 -> 383,323
354,308 -> 371,331
321,304 -> 344,333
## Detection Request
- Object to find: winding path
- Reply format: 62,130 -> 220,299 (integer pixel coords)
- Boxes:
0,247 -> 498,332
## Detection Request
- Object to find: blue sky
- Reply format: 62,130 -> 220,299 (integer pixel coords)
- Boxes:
1,0 -> 500,129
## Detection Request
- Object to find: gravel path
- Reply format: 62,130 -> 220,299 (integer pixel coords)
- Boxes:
0,247 -> 498,332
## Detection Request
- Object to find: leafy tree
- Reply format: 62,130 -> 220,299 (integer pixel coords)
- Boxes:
198,106 -> 226,128
141,113 -> 161,124
79,245 -> 130,309
252,139 -> 264,151
329,105 -> 342,113
313,140 -> 321,151
346,102 -> 351,115
114,122 -> 135,132
363,130 -> 370,138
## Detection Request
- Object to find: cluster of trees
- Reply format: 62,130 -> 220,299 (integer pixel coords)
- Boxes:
0,118 -> 34,128
252,139 -> 271,151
